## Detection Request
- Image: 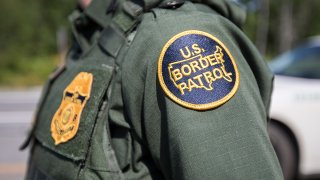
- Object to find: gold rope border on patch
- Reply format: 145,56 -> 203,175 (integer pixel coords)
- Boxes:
158,30 -> 240,110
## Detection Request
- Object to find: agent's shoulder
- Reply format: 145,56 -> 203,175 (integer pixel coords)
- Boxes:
122,2 -> 243,82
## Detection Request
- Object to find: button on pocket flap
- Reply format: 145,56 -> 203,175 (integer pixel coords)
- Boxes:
34,63 -> 114,161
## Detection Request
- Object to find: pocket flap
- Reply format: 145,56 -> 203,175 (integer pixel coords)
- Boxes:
34,62 -> 113,161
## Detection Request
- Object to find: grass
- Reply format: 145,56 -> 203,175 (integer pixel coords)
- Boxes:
0,55 -> 59,88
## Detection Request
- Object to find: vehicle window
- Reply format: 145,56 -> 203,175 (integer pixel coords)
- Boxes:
279,47 -> 320,79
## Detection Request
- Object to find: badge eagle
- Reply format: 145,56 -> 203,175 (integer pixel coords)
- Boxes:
51,72 -> 93,145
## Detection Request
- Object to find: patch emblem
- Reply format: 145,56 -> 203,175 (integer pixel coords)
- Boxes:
51,72 -> 93,145
158,30 -> 240,110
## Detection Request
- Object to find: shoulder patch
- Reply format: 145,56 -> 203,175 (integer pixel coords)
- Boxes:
158,30 -> 240,110
51,72 -> 93,145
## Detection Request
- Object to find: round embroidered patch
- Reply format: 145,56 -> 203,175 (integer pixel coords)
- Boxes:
158,30 -> 240,110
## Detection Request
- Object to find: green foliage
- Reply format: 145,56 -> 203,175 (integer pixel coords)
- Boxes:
1,0 -> 320,87
0,0 -> 74,87
0,55 -> 58,87
243,0 -> 320,58
242,12 -> 257,43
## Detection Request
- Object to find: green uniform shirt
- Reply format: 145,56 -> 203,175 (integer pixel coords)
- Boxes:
25,0 -> 283,179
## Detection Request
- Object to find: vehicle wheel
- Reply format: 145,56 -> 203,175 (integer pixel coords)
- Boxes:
268,123 -> 299,180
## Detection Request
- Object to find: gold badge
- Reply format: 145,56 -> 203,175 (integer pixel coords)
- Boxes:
51,72 -> 93,145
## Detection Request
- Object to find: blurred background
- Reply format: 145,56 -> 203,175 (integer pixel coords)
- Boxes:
0,0 -> 320,179
0,1 -> 75,179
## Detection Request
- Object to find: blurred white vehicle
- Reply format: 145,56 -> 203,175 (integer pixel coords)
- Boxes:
269,38 -> 320,179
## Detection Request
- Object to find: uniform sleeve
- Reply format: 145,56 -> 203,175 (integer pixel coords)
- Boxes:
122,8 -> 283,180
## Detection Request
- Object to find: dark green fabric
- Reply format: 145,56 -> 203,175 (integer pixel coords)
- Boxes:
99,25 -> 126,57
25,36 -> 124,179
191,0 -> 246,27
115,2 -> 283,179
25,0 -> 283,179
34,45 -> 114,160
84,0 -> 113,28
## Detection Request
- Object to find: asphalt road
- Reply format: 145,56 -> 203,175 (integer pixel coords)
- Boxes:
0,88 -> 41,180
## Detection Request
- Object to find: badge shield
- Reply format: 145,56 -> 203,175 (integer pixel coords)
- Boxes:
51,72 -> 93,145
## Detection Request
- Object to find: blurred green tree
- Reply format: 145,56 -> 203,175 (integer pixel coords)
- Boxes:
0,0 -> 74,86
1,0 -> 320,86
243,0 -> 320,58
